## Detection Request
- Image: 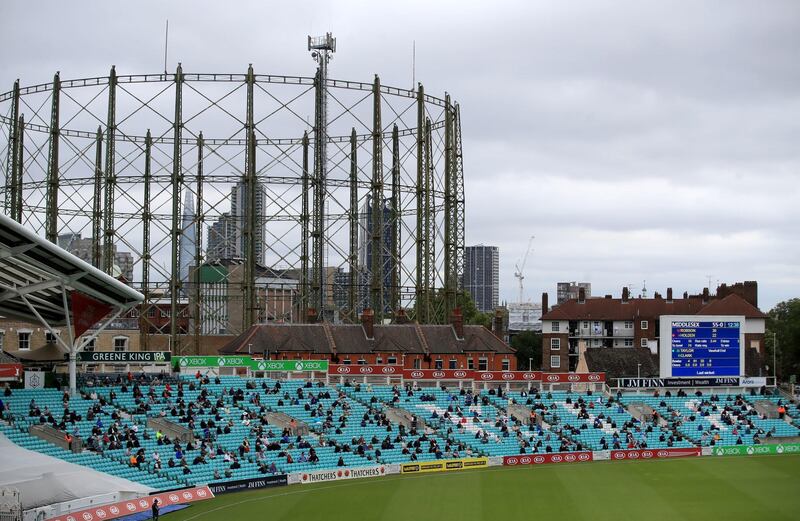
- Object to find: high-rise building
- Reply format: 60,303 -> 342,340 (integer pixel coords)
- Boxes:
231,180 -> 266,265
207,213 -> 238,261
178,189 -> 197,292
57,233 -> 134,282
359,196 -> 395,314
556,281 -> 592,304
464,245 -> 499,313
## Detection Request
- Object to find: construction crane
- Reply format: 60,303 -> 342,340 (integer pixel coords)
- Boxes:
514,236 -> 535,304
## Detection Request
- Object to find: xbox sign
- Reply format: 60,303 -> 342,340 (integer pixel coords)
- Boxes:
250,360 -> 328,372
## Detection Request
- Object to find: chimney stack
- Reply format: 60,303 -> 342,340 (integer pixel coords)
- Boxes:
307,307 -> 318,324
394,308 -> 410,324
361,308 -> 375,339
492,309 -> 505,340
702,287 -> 709,304
578,287 -> 586,303
450,307 -> 464,339
667,288 -> 673,302
622,287 -> 629,303
683,291 -> 688,299
541,292 -> 549,314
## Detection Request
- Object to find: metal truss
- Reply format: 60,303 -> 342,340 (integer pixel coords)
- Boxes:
0,67 -> 466,351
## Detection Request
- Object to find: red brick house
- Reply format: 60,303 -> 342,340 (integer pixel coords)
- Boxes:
540,284 -> 767,373
218,309 -> 517,371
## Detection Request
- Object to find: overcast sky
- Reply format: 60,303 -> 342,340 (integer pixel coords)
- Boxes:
1,0 -> 797,310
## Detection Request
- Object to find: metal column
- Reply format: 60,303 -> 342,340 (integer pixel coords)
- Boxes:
141,130 -> 152,351
103,66 -> 117,274
170,64 -> 184,353
311,68 -> 327,317
91,127 -> 103,269
13,115 -> 24,222
193,133 -> 204,354
45,72 -> 61,243
5,80 -> 19,218
348,128 -> 358,320
415,84 -> 425,323
243,64 -> 256,330
424,117 -> 434,322
453,104 -> 466,304
443,94 -> 456,314
390,124 -> 401,317
370,76 -> 384,319
300,131 -> 310,320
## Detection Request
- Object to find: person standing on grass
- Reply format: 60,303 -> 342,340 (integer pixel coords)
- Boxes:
151,498 -> 159,521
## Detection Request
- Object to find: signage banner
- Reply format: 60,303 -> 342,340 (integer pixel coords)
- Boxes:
402,369 -> 475,380
78,351 -> 171,364
175,355 -> 252,369
0,363 -> 23,380
610,448 -> 701,460
712,443 -> 800,457
475,371 -> 542,382
46,486 -> 214,521
541,373 -> 605,384
71,291 -> 113,339
503,452 -> 593,466
25,371 -> 44,389
251,359 -> 329,372
616,377 -> 741,389
740,377 -> 767,388
208,474 -> 288,494
400,457 -> 488,474
299,465 -> 386,484
328,364 -> 401,375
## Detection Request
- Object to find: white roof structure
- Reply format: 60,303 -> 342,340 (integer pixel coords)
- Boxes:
0,432 -> 151,512
0,213 -> 144,392
0,213 -> 142,325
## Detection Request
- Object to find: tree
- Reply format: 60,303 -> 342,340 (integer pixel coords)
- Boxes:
415,288 -> 493,327
766,298 -> 800,382
511,330 -> 542,371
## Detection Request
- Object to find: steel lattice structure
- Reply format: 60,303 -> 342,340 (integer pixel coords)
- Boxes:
0,63 -> 465,354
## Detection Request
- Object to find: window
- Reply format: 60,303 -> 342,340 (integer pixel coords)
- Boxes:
18,331 -> 31,350
551,338 -> 561,350
640,338 -> 648,348
46,331 -> 58,344
449,359 -> 457,369
624,321 -> 633,329
387,356 -> 397,365
160,309 -> 168,318
624,338 -> 634,347
113,337 -> 128,352
148,308 -> 156,318
501,359 -> 510,371
478,358 -> 488,371
413,359 -> 422,369
551,321 -> 560,332
84,338 -> 96,352
550,355 -> 561,369
434,359 -> 443,370
467,358 -> 474,370
640,320 -> 648,330
582,321 -> 589,329
0,331 -> 4,352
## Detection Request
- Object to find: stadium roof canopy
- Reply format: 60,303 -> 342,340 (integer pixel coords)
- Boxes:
0,213 -> 142,325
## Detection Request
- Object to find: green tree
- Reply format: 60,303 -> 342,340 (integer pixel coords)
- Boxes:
511,330 -> 542,371
766,298 -> 800,382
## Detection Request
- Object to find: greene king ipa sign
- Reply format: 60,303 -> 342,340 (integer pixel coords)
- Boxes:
78,351 -> 171,364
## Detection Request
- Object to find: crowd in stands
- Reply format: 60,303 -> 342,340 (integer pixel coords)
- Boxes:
1,376 -> 798,493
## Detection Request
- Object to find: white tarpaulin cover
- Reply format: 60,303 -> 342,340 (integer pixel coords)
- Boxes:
0,432 -> 152,510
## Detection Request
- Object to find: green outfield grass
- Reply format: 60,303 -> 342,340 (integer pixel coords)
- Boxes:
167,455 -> 800,521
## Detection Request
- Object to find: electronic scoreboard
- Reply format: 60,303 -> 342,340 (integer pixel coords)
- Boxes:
659,315 -> 745,378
